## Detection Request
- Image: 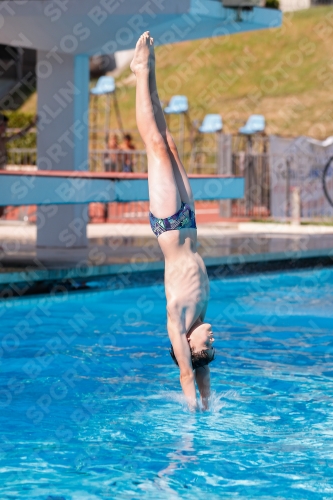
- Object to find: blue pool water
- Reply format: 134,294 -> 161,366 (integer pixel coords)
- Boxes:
1,267 -> 333,499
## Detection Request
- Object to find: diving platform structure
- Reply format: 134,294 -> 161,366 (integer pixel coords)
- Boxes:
0,0 -> 282,251
0,171 -> 244,206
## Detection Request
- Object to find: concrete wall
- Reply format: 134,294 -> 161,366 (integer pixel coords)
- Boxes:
279,0 -> 311,12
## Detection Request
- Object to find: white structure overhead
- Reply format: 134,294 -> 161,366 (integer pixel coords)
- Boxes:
0,0 -> 281,55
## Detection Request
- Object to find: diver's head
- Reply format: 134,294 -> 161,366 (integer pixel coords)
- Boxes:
170,321 -> 215,370
187,321 -> 214,353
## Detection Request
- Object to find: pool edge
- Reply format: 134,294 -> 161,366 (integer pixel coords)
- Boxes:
1,247 -> 333,298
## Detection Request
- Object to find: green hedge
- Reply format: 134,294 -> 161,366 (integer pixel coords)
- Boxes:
265,0 -> 280,9
4,111 -> 36,149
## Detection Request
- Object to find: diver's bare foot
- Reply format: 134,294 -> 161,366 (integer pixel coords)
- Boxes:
130,31 -> 150,75
149,36 -> 155,71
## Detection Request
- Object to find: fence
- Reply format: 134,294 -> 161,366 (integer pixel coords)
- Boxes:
269,153 -> 333,220
231,152 -> 270,218
90,149 -> 147,173
4,141 -> 333,222
7,148 -> 37,167
232,151 -> 333,220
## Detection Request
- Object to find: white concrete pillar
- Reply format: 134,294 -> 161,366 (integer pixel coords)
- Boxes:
291,187 -> 301,225
36,51 -> 89,249
218,133 -> 232,218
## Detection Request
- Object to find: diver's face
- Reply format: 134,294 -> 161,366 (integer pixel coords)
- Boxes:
188,323 -> 214,353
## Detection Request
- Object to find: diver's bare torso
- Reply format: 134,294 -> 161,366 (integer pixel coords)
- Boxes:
158,228 -> 209,333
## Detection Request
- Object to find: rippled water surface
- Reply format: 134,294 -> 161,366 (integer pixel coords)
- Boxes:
1,267 -> 333,499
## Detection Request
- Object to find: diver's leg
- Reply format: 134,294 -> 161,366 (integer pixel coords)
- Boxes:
148,41 -> 194,209
131,32 -> 180,218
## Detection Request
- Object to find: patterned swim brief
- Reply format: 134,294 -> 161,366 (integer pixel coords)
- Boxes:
149,202 -> 197,237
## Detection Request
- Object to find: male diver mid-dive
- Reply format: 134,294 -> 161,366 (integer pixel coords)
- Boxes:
131,32 -> 215,410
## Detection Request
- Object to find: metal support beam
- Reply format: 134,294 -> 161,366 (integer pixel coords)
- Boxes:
36,52 -> 89,248
0,172 -> 244,205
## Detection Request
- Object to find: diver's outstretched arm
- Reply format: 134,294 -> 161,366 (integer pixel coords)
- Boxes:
167,316 -> 198,410
195,366 -> 211,410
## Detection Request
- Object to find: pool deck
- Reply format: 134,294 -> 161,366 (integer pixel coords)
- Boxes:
0,220 -> 333,295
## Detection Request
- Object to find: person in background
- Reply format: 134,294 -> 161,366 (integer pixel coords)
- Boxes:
0,113 -> 37,218
119,133 -> 136,172
105,133 -> 119,172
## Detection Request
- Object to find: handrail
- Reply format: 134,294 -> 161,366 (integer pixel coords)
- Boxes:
0,170 -> 243,179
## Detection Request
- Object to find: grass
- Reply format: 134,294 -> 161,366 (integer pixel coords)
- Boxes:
20,6 -> 333,140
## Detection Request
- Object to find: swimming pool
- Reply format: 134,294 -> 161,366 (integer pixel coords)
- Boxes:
1,267 -> 333,499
